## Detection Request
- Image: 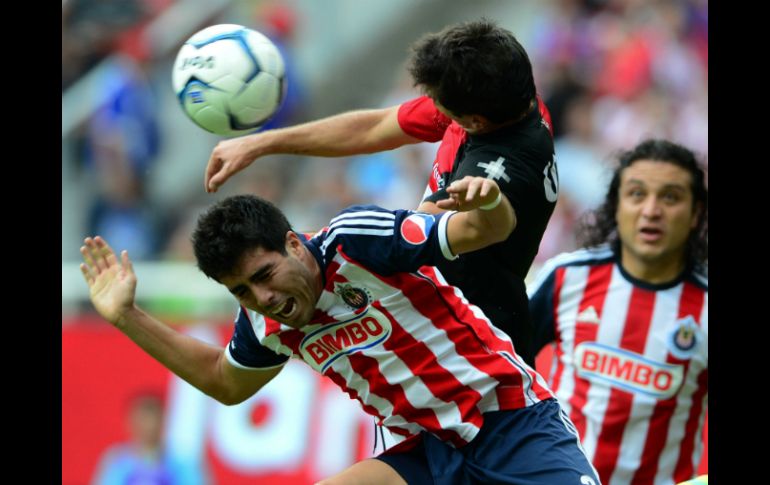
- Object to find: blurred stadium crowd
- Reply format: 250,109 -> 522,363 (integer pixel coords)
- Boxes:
62,0 -> 706,269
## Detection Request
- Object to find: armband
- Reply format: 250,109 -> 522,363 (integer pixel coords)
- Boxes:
479,192 -> 502,211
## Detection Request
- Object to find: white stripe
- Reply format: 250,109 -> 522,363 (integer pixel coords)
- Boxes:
247,310 -> 295,357
430,268 -> 548,407
421,183 -> 433,201
654,289 -> 708,484
612,284 -> 684,484
528,245 -> 614,297
330,210 -> 395,224
438,211 -> 458,260
338,260 -> 499,437
328,356 -> 422,436
552,264 -> 592,418
582,266 -> 631,462
499,351 -> 540,406
692,264 -> 708,288
327,217 -> 395,231
322,258 -> 507,441
320,227 -> 394,255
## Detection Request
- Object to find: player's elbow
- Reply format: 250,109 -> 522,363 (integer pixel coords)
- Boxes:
211,387 -> 250,406
218,395 -> 247,406
486,213 -> 516,244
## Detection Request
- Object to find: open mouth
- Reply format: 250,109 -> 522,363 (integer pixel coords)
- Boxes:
274,297 -> 296,320
639,227 -> 663,241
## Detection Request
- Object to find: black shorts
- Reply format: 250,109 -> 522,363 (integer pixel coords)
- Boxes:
376,399 -> 600,485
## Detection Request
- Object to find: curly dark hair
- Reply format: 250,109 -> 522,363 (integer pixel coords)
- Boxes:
192,195 -> 292,281
576,139 -> 708,265
407,18 -> 535,124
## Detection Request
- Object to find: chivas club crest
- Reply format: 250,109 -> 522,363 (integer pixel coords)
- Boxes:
667,315 -> 699,359
335,283 -> 371,310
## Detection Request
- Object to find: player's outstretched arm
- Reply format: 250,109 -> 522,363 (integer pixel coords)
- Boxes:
79,236 -> 281,405
440,176 -> 516,255
205,105 -> 419,193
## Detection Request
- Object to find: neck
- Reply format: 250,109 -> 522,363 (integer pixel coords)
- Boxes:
300,244 -> 324,301
620,250 -> 687,284
479,98 -> 535,133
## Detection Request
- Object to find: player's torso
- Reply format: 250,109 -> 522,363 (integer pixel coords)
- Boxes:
428,107 -> 556,351
551,261 -> 708,484
251,252 -> 551,444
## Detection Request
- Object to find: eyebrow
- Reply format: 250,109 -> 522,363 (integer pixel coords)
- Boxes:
625,179 -> 688,191
227,263 -> 275,294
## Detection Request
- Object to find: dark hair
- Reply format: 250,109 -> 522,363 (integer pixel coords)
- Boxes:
576,139 -> 708,265
192,195 -> 292,280
407,19 -> 535,123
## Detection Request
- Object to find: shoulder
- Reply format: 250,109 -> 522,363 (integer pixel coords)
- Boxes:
688,263 -> 708,291
529,245 -> 615,294
540,245 -> 615,273
311,205 -> 400,262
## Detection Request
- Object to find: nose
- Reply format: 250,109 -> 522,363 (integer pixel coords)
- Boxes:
640,196 -> 663,218
250,284 -> 276,309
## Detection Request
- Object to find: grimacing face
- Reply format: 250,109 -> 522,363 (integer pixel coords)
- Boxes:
616,159 -> 700,279
219,233 -> 320,329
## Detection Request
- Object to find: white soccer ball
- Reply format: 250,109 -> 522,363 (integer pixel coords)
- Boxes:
172,24 -> 286,137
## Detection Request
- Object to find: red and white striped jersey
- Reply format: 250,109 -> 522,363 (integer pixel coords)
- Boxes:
529,245 -> 708,485
226,205 -> 553,447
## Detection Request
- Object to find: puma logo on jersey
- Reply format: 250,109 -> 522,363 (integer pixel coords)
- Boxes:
575,342 -> 684,399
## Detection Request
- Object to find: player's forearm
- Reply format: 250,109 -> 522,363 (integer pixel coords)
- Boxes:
257,108 -> 407,157
114,306 -> 234,403
449,196 -> 516,254
471,195 -> 516,243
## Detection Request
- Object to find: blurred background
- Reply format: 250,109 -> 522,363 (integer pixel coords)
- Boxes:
62,0 -> 707,483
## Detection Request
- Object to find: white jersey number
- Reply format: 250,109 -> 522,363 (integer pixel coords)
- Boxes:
544,155 -> 559,202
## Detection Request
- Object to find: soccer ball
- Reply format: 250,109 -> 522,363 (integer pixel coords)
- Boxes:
172,24 -> 286,137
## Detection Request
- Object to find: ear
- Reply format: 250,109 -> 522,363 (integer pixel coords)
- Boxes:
285,231 -> 302,255
470,115 -> 489,131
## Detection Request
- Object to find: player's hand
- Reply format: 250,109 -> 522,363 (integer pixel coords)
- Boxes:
436,176 -> 501,212
79,236 -> 137,327
205,135 -> 261,193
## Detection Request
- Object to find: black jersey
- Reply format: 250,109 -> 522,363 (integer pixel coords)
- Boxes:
398,95 -> 557,365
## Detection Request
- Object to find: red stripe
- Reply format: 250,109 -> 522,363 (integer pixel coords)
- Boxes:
275,330 -> 303,354
550,267 -> 567,391
264,316 -> 281,335
568,263 -> 614,440
324,259 -> 343,286
536,95 -> 554,137
374,300 -> 485,430
631,282 -> 706,484
673,369 -> 708,482
326,367 -> 417,439
391,265 -> 545,409
335,251 -> 544,411
346,351 -> 467,447
593,286 -> 656,481
324,368 -> 392,427
424,266 -> 554,405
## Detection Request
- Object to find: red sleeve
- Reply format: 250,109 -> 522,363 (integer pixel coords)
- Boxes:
536,94 -> 554,138
397,95 -> 452,142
